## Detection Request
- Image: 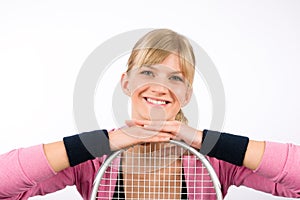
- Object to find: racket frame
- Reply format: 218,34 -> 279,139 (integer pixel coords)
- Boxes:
90,140 -> 223,200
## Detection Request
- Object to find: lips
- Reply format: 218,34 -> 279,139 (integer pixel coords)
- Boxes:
144,97 -> 170,105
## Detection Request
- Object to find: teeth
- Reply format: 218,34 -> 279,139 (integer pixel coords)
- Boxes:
146,98 -> 167,105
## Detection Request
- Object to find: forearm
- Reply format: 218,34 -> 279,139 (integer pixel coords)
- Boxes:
0,129 -> 110,198
202,129 -> 300,195
243,140 -> 265,170
201,130 -> 266,170
44,130 -> 111,172
43,141 -> 70,172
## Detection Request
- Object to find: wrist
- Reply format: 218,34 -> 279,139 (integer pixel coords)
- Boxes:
200,129 -> 249,166
63,129 -> 111,167
193,130 -> 203,150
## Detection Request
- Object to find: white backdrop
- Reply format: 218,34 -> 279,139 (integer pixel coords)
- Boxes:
0,0 -> 300,199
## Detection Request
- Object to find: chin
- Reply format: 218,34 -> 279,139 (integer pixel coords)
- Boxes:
132,107 -> 177,121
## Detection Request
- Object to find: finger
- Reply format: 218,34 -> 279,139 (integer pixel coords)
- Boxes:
125,120 -> 137,127
130,119 -> 169,127
170,135 -> 181,141
121,126 -> 171,140
138,130 -> 175,140
125,119 -> 151,127
130,119 -> 151,125
143,124 -> 180,134
146,137 -> 170,143
153,132 -> 176,139
143,132 -> 174,143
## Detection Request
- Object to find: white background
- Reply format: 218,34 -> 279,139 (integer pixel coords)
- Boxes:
0,0 -> 300,199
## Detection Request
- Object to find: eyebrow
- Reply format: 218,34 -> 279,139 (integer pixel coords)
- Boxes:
169,71 -> 184,75
140,65 -> 156,70
141,65 -> 183,75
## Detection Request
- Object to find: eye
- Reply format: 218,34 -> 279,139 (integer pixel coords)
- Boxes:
170,75 -> 184,82
140,70 -> 154,77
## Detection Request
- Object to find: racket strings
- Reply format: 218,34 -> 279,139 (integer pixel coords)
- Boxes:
96,143 -> 217,199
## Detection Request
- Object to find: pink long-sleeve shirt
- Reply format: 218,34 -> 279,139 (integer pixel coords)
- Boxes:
0,142 -> 300,199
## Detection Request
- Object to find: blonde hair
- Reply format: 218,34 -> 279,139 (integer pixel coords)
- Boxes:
127,29 -> 195,124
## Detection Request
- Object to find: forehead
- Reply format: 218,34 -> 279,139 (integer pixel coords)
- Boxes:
132,54 -> 181,73
159,54 -> 181,71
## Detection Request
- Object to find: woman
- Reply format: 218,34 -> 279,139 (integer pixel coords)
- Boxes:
0,29 -> 300,199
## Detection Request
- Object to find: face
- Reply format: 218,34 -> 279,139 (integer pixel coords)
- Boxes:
121,54 -> 192,121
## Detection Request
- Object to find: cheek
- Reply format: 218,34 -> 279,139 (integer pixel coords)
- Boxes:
170,85 -> 188,106
127,74 -> 149,92
130,84 -> 147,98
130,90 -> 142,103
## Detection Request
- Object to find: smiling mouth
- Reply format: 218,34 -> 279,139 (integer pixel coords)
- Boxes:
144,97 -> 170,105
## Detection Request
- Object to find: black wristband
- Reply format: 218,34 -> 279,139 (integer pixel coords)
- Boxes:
63,129 -> 112,167
200,129 -> 249,166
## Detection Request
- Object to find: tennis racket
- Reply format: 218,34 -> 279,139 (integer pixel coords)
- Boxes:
90,140 -> 223,200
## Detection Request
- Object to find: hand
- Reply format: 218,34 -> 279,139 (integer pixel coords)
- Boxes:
126,120 -> 203,150
108,125 -> 174,151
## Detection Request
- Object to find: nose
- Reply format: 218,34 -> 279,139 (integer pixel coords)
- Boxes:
149,84 -> 169,95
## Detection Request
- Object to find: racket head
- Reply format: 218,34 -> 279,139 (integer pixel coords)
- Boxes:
90,140 -> 223,200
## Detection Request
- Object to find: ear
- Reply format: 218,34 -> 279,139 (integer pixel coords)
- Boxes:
120,72 -> 131,96
181,87 -> 193,107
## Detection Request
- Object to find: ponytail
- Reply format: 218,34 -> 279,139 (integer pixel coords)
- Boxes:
175,109 -> 188,124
